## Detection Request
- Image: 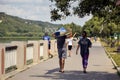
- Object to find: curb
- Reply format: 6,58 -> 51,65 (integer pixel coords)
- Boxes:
103,46 -> 120,74
4,55 -> 57,80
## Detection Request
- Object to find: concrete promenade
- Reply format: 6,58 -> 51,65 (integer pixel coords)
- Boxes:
7,41 -> 120,80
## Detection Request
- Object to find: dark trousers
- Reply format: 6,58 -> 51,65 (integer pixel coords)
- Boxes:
81,53 -> 89,68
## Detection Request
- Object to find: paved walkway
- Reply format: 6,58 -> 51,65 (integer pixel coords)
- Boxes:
7,41 -> 120,80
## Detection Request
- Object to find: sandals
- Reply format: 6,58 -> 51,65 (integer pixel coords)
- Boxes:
59,70 -> 64,73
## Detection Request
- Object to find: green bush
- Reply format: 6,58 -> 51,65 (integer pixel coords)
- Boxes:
111,54 -> 120,67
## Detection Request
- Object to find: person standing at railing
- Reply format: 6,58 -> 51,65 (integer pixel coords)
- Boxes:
43,32 -> 53,58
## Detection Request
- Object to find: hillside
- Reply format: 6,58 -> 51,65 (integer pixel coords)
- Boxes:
0,12 -> 61,37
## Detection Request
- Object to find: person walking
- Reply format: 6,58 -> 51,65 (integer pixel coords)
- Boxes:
76,31 -> 92,73
53,27 -> 70,73
66,32 -> 76,57
43,32 -> 53,58
67,36 -> 73,57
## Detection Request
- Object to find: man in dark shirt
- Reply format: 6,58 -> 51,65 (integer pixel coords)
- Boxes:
56,35 -> 67,59
76,31 -> 92,73
53,30 -> 71,73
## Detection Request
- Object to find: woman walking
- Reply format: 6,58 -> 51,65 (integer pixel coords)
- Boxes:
67,35 -> 73,57
76,31 -> 92,73
66,32 -> 76,57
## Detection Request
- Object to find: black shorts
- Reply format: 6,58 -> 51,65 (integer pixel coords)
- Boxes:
48,44 -> 51,49
68,45 -> 72,50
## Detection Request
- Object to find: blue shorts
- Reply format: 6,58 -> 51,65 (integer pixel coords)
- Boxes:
58,48 -> 67,59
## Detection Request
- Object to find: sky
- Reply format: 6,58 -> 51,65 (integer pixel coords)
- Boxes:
0,0 -> 92,26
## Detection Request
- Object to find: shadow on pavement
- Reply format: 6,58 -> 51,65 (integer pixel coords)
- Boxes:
30,68 -> 119,80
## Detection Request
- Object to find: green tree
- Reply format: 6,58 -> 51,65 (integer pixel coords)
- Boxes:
64,22 -> 82,37
83,16 -> 103,36
50,0 -> 120,24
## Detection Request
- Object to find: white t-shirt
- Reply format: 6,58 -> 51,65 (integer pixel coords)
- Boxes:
67,38 -> 73,46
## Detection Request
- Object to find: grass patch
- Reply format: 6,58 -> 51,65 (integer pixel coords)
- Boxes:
101,41 -> 117,53
106,47 -> 117,53
101,40 -> 120,67
110,54 -> 120,67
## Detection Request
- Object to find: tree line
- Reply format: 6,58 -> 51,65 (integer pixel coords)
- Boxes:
50,0 -> 120,38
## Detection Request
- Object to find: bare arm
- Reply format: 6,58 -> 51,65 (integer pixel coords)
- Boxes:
76,44 -> 80,55
65,40 -> 68,48
88,39 -> 92,48
73,33 -> 76,38
52,33 -> 55,37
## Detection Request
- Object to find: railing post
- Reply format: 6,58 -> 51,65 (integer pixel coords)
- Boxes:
0,44 -> 5,80
11,41 -> 26,71
28,41 -> 39,64
40,40 -> 48,60
51,40 -> 55,56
